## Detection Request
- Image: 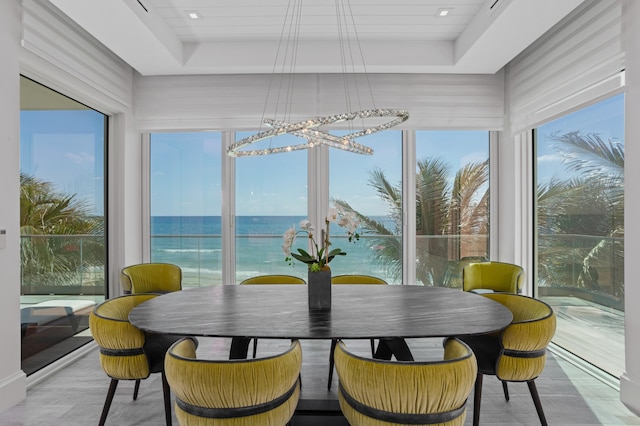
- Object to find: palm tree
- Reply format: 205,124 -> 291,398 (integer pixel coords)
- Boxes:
20,173 -> 104,291
537,131 -> 624,300
334,158 -> 489,286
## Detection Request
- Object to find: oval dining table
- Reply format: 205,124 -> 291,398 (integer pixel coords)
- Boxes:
129,284 -> 512,415
129,284 -> 512,358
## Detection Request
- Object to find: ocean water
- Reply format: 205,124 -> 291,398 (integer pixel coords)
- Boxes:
150,216 -> 397,286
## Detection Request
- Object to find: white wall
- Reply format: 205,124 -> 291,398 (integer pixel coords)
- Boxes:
0,0 -> 137,410
0,0 -> 28,411
620,0 -> 640,414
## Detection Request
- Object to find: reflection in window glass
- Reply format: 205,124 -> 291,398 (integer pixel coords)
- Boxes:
329,131 -> 402,284
535,93 -> 624,377
415,131 -> 490,287
150,132 -> 222,287
19,76 -> 106,375
235,132 -> 308,283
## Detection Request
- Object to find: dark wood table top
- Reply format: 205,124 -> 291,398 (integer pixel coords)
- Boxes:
129,284 -> 512,340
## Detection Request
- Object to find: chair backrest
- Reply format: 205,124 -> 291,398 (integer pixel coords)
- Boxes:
462,261 -> 524,293
483,293 -> 556,382
165,337 -> 303,425
331,274 -> 387,285
240,274 -> 306,285
120,263 -> 182,294
89,294 -> 157,380
334,338 -> 477,425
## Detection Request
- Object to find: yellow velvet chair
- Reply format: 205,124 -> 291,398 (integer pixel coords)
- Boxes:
165,337 -> 302,426
462,261 -> 524,294
120,262 -> 182,294
460,293 -> 556,426
240,274 -> 305,358
334,337 -> 477,426
240,274 -> 306,285
331,274 -> 387,285
327,274 -> 387,389
90,294 -> 176,426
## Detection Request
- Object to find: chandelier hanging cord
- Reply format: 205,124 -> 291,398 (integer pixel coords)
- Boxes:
227,0 -> 409,157
336,0 -> 377,134
260,0 -> 302,151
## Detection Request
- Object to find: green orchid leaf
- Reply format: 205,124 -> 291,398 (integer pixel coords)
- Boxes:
291,252 -> 315,264
327,248 -> 346,257
296,248 -> 312,258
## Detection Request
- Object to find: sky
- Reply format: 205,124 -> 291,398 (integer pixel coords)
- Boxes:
151,129 -> 489,217
20,93 -> 623,219
536,93 -> 624,183
20,109 -> 106,216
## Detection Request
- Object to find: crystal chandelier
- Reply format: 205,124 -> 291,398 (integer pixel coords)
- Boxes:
227,0 -> 409,157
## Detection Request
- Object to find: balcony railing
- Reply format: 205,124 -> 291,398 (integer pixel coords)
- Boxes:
19,233 -> 623,309
20,234 -> 106,295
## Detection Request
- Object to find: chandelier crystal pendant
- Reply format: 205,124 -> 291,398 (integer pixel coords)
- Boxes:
227,0 -> 409,157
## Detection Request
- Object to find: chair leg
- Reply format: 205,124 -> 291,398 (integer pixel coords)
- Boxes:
133,379 -> 141,400
252,338 -> 258,358
527,380 -> 548,426
473,373 -> 483,426
327,339 -> 338,390
370,339 -> 376,357
502,381 -> 510,401
162,371 -> 172,426
99,379 -> 119,426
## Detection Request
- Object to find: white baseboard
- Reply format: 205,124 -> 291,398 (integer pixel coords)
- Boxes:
620,373 -> 640,416
0,370 -> 27,414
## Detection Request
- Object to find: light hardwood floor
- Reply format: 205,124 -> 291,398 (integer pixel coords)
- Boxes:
1,337 -> 638,425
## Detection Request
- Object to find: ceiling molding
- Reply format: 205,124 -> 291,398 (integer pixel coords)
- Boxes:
48,0 -> 588,76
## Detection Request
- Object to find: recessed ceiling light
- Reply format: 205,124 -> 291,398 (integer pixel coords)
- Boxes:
436,8 -> 453,17
186,10 -> 202,20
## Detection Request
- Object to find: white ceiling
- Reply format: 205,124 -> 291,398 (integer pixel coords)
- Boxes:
49,0 -> 587,76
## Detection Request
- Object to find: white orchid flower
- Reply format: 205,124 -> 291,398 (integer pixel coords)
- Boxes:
299,220 -> 314,232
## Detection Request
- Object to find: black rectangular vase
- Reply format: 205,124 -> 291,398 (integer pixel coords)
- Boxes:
308,269 -> 331,310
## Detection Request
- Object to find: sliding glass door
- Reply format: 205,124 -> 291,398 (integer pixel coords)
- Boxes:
535,93 -> 624,377
19,76 -> 107,374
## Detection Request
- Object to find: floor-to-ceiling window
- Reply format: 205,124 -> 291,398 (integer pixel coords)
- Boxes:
329,131 -> 402,283
535,93 -> 624,377
19,76 -> 107,375
234,131 -> 309,283
414,131 -> 490,287
149,132 -> 223,287
148,130 -> 491,286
